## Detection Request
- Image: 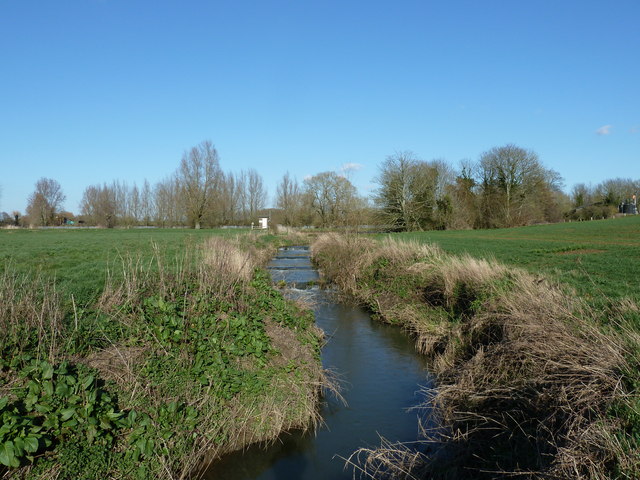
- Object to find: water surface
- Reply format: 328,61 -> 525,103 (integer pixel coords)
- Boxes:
205,246 -> 432,479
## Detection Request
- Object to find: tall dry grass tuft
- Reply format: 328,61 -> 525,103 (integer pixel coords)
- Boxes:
311,233 -> 638,479
377,237 -> 442,266
0,269 -> 63,363
98,249 -> 159,314
427,273 -> 631,478
274,226 -> 313,245
311,233 -> 441,297
311,233 -> 376,295
416,254 -> 506,310
200,236 -> 256,296
98,237 -> 258,317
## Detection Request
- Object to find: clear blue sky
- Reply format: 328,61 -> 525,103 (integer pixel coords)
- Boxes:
1,0 -> 638,214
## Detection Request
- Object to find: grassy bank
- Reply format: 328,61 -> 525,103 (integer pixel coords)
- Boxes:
382,215 -> 640,310
312,233 -> 639,479
0,230 -> 324,479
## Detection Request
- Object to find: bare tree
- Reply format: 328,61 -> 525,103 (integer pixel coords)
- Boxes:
154,176 -> 182,227
373,152 -> 455,231
448,161 -> 478,229
175,140 -> 222,229
276,172 -> 302,226
26,178 -> 66,226
0,212 -> 11,227
427,159 -> 456,230
111,180 -> 129,224
246,169 -> 267,219
218,171 -> 241,225
594,178 -> 639,206
303,171 -> 358,227
80,183 -> 117,227
127,183 -> 140,224
373,151 -> 418,230
477,144 -> 561,228
234,169 -> 268,223
140,179 -> 153,226
570,183 -> 593,209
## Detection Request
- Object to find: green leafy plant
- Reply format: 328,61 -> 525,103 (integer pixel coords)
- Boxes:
0,360 -> 125,469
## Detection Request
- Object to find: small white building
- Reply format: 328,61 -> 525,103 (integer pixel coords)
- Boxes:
258,217 -> 269,229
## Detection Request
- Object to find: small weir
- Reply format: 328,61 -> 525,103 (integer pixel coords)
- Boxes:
205,246 -> 433,479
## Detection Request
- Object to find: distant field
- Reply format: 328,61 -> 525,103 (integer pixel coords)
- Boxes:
0,227 -> 255,306
385,215 -> 640,305
3,218 -> 639,308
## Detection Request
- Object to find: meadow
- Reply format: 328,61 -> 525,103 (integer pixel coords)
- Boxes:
0,228 -> 261,306
386,215 -> 640,309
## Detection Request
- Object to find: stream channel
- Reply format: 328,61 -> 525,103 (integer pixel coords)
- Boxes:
205,246 -> 434,479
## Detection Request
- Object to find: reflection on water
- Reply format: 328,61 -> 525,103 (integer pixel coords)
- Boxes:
204,247 -> 433,480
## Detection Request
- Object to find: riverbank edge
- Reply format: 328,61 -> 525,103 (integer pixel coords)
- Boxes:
197,241 -> 330,470
0,235 -> 327,479
311,233 -> 639,479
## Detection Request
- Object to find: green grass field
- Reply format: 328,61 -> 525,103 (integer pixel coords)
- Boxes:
385,215 -> 640,307
0,227 -> 261,306
3,219 -> 638,308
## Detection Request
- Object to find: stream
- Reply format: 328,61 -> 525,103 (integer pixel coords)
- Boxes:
205,246 -> 433,479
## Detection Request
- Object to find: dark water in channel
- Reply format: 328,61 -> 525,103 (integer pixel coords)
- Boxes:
204,246 -> 433,480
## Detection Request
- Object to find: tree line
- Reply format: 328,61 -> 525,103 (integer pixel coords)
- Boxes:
5,141 -> 639,230
373,145 -> 565,230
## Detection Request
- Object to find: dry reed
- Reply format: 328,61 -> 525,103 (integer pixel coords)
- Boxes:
311,233 -> 639,479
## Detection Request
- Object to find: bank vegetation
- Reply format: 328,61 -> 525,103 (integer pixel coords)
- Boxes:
312,233 -> 639,479
0,236 -> 325,479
